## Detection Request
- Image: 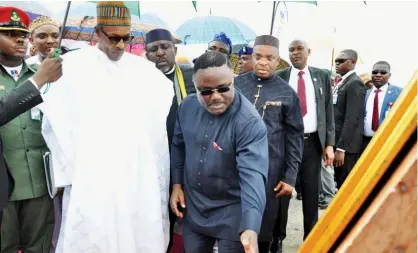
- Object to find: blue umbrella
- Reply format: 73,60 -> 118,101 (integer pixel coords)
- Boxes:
176,16 -> 256,45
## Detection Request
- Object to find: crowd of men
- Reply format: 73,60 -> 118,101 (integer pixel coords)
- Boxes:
0,2 -> 404,253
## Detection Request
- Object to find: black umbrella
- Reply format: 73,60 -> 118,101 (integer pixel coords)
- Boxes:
54,1 -> 72,57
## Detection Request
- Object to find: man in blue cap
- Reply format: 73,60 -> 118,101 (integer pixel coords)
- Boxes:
192,32 -> 233,64
207,32 -> 232,56
237,45 -> 254,75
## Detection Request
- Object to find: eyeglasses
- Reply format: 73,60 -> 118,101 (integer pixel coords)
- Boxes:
372,70 -> 388,75
335,58 -> 349,64
199,82 -> 233,96
99,29 -> 134,44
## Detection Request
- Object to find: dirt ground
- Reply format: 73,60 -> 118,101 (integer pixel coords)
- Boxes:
283,192 -> 326,253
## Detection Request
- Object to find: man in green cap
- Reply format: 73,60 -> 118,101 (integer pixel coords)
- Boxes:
0,6 -> 63,253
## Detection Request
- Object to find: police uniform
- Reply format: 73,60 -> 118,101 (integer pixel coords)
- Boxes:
0,7 -> 53,253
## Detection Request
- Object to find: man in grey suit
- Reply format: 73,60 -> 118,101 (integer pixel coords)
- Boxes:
333,49 -> 366,189
273,39 -> 335,252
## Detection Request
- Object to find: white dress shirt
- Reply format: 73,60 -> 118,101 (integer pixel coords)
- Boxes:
1,64 -> 23,81
364,83 -> 389,137
289,66 -> 318,133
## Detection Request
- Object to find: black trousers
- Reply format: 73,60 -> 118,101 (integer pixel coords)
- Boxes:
258,242 -> 270,253
295,172 -> 301,194
362,135 -> 373,153
183,224 -> 244,253
0,211 -> 2,250
167,204 -> 177,252
1,194 -> 54,253
167,178 -> 178,253
273,133 -> 322,241
334,152 -> 360,189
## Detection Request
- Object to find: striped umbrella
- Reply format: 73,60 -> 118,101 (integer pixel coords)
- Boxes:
62,16 -> 181,44
0,1 -> 52,20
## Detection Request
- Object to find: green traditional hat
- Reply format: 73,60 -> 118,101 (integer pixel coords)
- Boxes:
96,1 -> 131,27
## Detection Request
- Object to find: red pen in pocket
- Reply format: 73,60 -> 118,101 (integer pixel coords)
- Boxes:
213,142 -> 223,151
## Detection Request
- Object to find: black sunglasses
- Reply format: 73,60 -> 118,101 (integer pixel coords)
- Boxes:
335,58 -> 350,64
372,70 -> 388,75
199,82 -> 233,96
100,29 -> 134,44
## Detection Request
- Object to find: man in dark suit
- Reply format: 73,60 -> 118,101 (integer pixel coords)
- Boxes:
145,28 -> 195,253
363,61 -> 402,150
273,39 -> 335,251
333,49 -> 366,189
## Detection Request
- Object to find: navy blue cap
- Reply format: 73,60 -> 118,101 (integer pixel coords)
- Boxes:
238,46 -> 253,57
146,28 -> 173,45
210,32 -> 232,55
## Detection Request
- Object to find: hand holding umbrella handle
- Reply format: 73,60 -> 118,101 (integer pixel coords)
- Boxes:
53,48 -> 62,58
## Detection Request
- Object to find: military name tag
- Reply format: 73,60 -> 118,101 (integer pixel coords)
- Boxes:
0,85 -> 5,90
31,107 -> 41,121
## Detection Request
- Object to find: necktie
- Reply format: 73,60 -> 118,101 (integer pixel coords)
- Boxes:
298,71 -> 307,116
372,89 -> 381,131
334,76 -> 342,87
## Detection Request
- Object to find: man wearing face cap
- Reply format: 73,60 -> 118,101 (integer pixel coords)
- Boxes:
237,45 -> 254,75
207,32 -> 233,56
37,2 -> 173,252
145,27 -> 195,253
235,35 -> 304,253
192,32 -> 233,64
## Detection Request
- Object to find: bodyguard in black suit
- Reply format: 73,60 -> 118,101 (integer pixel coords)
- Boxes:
333,49 -> 366,188
236,35 -> 305,253
145,28 -> 195,253
273,40 -> 335,251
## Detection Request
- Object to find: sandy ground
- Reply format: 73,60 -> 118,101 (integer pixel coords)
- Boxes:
283,193 -> 326,253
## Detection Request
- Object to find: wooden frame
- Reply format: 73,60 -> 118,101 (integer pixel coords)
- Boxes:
336,144 -> 417,253
298,70 -> 418,253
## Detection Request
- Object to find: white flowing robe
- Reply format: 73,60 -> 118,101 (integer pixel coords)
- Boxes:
38,46 -> 173,253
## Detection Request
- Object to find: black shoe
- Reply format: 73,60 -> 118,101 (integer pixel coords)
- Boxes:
296,192 -> 302,200
318,203 -> 328,210
269,239 -> 283,253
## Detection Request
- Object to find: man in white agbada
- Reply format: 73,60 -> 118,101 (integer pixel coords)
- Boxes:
37,2 -> 172,252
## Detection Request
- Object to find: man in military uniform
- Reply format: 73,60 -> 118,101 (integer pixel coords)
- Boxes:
145,28 -> 195,253
0,7 -> 56,253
